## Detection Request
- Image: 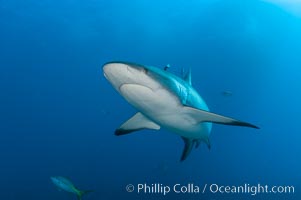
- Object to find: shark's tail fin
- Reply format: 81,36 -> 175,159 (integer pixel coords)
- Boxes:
77,190 -> 93,200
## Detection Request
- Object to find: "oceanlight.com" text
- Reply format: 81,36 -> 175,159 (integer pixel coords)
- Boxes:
126,183 -> 295,196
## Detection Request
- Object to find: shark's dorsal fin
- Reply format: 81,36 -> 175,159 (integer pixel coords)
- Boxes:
183,68 -> 192,85
115,112 -> 160,136
183,106 -> 259,129
181,137 -> 194,161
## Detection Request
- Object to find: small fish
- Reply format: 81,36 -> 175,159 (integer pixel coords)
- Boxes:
51,176 -> 93,200
222,91 -> 233,97
164,64 -> 171,71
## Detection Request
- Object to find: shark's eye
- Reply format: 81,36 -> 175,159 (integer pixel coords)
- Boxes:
142,68 -> 148,74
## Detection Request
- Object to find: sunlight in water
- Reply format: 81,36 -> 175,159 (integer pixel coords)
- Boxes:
263,0 -> 301,16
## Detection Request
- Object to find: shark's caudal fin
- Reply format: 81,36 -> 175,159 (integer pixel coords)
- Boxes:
77,190 -> 93,200
183,106 -> 259,129
115,112 -> 160,136
181,137 -> 194,161
181,137 -> 203,161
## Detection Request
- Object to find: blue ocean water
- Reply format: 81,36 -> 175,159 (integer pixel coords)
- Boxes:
0,0 -> 300,199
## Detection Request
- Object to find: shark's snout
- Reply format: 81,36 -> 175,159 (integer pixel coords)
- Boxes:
103,63 -> 129,89
103,63 -> 123,80
103,62 -> 144,77
103,62 -> 148,91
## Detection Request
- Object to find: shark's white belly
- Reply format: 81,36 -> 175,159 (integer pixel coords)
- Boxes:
119,83 -> 209,139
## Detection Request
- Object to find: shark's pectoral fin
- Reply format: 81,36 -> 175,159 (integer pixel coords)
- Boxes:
115,112 -> 160,136
181,137 -> 194,161
183,106 -> 259,129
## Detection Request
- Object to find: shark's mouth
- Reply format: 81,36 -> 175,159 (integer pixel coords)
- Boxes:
103,71 -> 108,79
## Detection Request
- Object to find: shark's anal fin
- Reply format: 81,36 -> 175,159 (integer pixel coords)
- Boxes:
181,137 -> 194,161
195,139 -> 201,149
183,106 -> 259,129
204,138 -> 211,149
115,112 -> 160,136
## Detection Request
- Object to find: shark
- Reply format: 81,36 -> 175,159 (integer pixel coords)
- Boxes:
103,61 -> 259,161
51,176 -> 93,200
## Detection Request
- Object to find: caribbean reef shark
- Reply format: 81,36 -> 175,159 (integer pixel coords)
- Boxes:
103,61 -> 259,161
